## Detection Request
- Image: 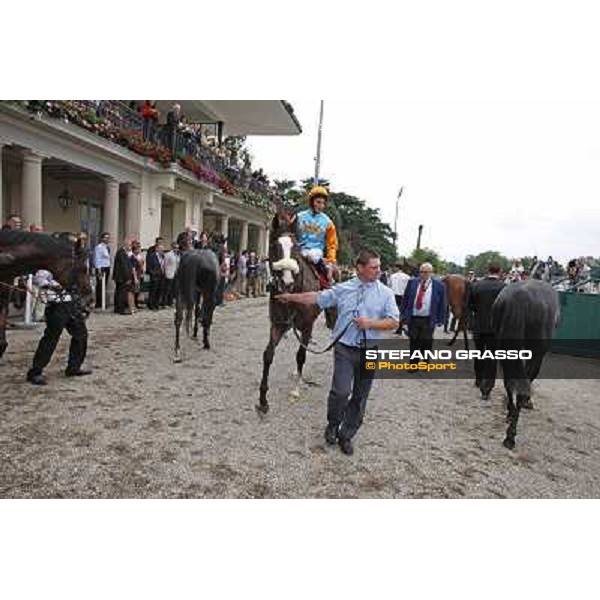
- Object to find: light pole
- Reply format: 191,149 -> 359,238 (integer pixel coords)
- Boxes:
416,224 -> 424,251
314,100 -> 324,184
394,187 -> 403,254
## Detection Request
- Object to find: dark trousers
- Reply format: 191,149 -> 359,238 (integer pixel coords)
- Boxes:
164,278 -> 176,306
327,343 -> 375,441
473,332 -> 497,393
95,267 -> 110,308
394,295 -> 403,332
113,281 -> 129,313
28,302 -> 87,376
408,316 -> 433,359
148,276 -> 165,309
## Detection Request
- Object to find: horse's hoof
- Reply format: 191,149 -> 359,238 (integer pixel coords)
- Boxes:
522,400 -> 534,410
503,437 -> 515,450
203,342 -> 210,350
288,388 -> 300,401
191,335 -> 198,340
255,403 -> 269,415
173,357 -> 182,364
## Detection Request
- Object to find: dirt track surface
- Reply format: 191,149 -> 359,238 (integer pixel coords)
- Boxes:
1,297 -> 600,498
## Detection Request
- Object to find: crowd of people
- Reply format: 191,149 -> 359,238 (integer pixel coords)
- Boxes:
15,100 -> 274,197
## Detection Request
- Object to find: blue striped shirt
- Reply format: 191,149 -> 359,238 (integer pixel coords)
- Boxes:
317,277 -> 399,347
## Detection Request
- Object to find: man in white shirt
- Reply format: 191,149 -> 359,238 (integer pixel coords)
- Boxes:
93,232 -> 111,308
163,242 -> 180,306
389,264 -> 410,334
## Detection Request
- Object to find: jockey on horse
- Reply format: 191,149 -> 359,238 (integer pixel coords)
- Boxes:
291,185 -> 338,289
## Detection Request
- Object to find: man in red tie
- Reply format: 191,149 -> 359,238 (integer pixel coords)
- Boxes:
400,262 -> 447,362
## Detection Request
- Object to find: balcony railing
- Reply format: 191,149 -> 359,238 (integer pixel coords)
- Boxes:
5,100 -> 275,215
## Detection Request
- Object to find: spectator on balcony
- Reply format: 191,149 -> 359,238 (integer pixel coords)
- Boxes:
165,103 -> 181,156
142,101 -> 159,143
29,224 -> 44,232
179,116 -> 195,155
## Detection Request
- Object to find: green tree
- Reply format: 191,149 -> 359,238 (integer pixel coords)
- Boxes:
410,247 -> 446,274
444,260 -> 464,275
464,251 -> 511,276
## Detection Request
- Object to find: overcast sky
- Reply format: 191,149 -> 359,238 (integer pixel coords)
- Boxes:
242,4 -> 600,267
247,92 -> 599,266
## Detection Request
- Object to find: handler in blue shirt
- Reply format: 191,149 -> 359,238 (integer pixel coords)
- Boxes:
277,249 -> 399,456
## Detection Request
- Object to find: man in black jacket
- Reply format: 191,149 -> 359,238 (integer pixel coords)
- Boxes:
112,238 -> 133,314
146,238 -> 166,310
467,261 -> 506,400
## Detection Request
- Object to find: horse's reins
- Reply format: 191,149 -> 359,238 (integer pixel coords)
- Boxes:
289,284 -> 368,355
0,278 -> 46,301
291,315 -> 358,354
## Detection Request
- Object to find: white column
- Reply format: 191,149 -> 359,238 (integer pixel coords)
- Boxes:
264,225 -> 270,256
103,178 -> 120,253
259,225 -> 269,257
220,214 -> 229,237
239,219 -> 249,252
197,202 -> 204,233
125,183 -> 141,240
21,150 -> 44,228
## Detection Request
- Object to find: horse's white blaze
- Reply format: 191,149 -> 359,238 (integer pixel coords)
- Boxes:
274,235 -> 298,285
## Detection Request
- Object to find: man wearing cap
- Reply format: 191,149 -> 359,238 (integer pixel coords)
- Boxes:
401,262 -> 446,360
292,186 -> 338,285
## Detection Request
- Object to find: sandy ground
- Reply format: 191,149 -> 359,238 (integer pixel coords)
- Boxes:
1,297 -> 600,498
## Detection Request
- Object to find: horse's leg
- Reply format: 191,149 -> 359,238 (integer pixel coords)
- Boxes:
258,324 -> 285,414
174,294 -> 183,363
192,296 -> 200,340
201,292 -> 215,350
294,322 -> 317,393
461,315 -> 470,351
503,359 -> 529,449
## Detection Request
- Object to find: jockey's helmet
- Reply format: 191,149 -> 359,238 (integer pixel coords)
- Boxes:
308,185 -> 329,205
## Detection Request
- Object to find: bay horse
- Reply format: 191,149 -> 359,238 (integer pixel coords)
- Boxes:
173,246 -> 220,362
257,206 -> 324,414
444,274 -> 470,350
492,261 -> 559,449
0,230 -> 93,359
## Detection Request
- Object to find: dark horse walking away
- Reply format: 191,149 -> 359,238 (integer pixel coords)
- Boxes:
0,230 -> 93,359
444,274 -> 470,350
492,261 -> 559,449
257,206 -> 326,413
173,248 -> 220,362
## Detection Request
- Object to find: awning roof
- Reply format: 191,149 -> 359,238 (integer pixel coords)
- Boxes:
140,100 -> 301,136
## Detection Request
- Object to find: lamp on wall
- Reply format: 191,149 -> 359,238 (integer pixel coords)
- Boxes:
58,188 -> 73,211
58,166 -> 73,211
